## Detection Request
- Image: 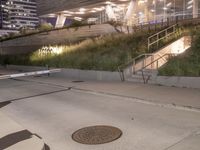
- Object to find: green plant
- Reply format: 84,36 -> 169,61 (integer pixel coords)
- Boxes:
38,23 -> 53,31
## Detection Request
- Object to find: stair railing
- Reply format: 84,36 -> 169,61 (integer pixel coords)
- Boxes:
118,17 -> 200,82
140,53 -> 175,83
117,53 -> 154,81
148,24 -> 177,52
132,54 -> 154,74
142,53 -> 174,71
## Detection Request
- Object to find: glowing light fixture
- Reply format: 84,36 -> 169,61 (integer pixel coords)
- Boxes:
74,17 -> 83,21
79,8 -> 86,12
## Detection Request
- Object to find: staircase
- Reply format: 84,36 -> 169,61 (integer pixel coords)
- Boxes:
123,53 -> 174,84
118,25 -> 192,84
127,69 -> 158,83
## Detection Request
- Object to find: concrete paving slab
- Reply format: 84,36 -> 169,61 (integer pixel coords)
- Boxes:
0,78 -> 66,102
167,134 -> 200,150
1,74 -> 200,150
19,76 -> 200,109
0,112 -> 45,150
1,90 -> 200,150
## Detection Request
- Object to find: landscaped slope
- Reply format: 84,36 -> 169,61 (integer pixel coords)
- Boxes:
0,25 -> 187,71
0,33 -> 150,71
159,27 -> 200,77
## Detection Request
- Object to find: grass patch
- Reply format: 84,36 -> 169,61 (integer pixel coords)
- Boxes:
0,33 -> 150,71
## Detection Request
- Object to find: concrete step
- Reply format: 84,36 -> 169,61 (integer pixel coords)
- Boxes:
136,71 -> 152,76
135,69 -> 158,77
127,73 -> 153,83
126,77 -> 145,83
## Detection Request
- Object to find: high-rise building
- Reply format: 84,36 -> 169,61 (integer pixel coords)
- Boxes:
0,0 -> 10,29
0,0 -> 39,30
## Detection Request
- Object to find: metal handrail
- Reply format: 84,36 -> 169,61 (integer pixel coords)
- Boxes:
117,53 -> 153,81
132,54 -> 154,74
126,11 -> 200,27
148,24 -> 177,51
140,53 -> 174,84
117,17 -> 200,82
118,53 -> 153,71
148,25 -> 176,39
141,53 -> 173,71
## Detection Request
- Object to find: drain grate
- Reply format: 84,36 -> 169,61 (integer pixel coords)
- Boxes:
72,80 -> 84,83
72,125 -> 122,145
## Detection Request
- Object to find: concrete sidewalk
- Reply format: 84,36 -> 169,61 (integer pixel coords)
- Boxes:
0,74 -> 200,150
20,76 -> 200,110
1,85 -> 200,150
0,111 -> 45,150
1,67 -> 200,110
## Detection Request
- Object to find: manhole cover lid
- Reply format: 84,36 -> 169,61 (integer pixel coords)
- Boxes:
72,125 -> 122,145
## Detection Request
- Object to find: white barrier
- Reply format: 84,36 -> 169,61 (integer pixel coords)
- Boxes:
0,69 -> 61,80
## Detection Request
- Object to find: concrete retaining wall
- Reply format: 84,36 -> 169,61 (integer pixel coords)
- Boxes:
54,69 -> 121,81
2,65 -> 200,88
151,76 -> 200,89
0,24 -> 116,55
5,65 -> 121,81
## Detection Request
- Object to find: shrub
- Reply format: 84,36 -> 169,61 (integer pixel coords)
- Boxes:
38,23 -> 53,31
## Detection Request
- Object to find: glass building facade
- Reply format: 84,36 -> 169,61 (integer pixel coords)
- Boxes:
37,0 -> 200,28
0,0 -> 10,29
0,0 -> 38,29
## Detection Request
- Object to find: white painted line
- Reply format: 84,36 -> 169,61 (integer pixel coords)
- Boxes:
0,69 -> 61,80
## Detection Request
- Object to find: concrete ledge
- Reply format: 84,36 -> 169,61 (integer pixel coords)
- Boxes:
151,76 -> 200,89
0,111 -> 45,150
3,65 -> 200,89
5,65 -> 47,72
54,68 -> 121,81
3,65 -> 121,81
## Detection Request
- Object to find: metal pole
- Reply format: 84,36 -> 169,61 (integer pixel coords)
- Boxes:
174,0 -> 176,21
183,0 -> 185,19
154,0 -> 156,23
157,34 -> 159,49
164,0 -> 166,21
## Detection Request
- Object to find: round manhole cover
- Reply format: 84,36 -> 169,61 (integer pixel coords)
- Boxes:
72,125 -> 122,145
